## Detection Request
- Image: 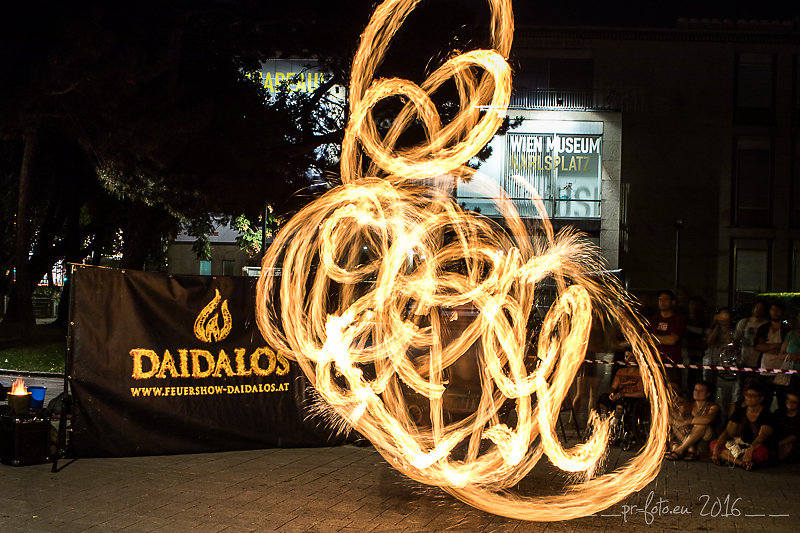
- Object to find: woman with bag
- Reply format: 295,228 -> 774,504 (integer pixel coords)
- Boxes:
775,312 -> 800,408
711,383 -> 775,470
756,301 -> 790,410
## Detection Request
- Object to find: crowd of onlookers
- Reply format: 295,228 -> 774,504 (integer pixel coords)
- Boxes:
572,290 -> 800,470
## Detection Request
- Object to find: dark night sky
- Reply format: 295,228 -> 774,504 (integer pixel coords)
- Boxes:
512,0 -> 799,27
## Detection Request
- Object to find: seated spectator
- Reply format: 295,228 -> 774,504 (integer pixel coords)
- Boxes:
597,351 -> 645,414
711,383 -> 774,470
728,375 -> 761,417
668,393 -> 692,437
775,390 -> 800,463
666,380 -> 719,461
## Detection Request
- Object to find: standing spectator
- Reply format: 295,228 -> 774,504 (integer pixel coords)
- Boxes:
647,290 -> 686,393
775,390 -> 800,462
571,314 -> 605,425
734,300 -> 768,401
756,301 -> 790,409
707,308 -> 737,421
684,296 -> 709,393
711,383 -> 774,470
775,311 -> 800,407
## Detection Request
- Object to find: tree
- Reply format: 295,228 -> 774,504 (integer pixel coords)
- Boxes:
0,0 -> 516,329
0,129 -> 133,322
0,1 -> 298,326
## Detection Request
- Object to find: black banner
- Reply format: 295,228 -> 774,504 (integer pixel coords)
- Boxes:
70,266 -> 338,457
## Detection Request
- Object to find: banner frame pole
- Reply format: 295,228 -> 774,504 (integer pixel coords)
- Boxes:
52,263 -> 76,473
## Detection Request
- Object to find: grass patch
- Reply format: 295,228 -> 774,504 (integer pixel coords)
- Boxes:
0,322 -> 66,373
0,342 -> 65,373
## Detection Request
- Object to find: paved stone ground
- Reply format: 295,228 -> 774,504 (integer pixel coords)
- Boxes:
0,438 -> 798,533
2,368 -> 798,532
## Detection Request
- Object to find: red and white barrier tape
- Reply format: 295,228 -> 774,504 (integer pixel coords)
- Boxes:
585,358 -> 798,375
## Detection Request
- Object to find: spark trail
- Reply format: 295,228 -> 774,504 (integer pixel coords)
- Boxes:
256,0 -> 669,521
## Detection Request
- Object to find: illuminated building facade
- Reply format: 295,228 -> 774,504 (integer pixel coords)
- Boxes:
168,23 -> 800,309
486,19 -> 800,306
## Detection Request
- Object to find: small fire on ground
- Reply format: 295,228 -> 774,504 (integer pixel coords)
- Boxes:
10,378 -> 27,396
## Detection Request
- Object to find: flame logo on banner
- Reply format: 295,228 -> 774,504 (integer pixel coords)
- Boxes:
194,289 -> 232,343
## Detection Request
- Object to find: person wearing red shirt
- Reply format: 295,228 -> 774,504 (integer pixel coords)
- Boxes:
647,290 -> 686,393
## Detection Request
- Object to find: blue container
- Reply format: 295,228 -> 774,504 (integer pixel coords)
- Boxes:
27,386 -> 46,409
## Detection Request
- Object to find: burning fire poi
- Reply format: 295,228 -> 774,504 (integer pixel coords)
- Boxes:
255,0 -> 669,521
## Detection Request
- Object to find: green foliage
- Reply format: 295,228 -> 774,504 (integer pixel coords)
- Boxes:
32,286 -> 60,298
231,208 -> 283,258
232,214 -> 263,258
191,238 -> 212,262
183,217 -> 217,261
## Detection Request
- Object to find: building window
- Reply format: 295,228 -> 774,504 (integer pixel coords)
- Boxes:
222,260 -> 235,277
735,53 -> 775,125
512,57 -> 594,109
793,242 -> 800,291
733,240 -> 770,300
794,55 -> 800,125
516,58 -> 593,91
793,139 -> 800,227
733,138 -> 771,227
199,260 -> 211,276
494,128 -> 602,219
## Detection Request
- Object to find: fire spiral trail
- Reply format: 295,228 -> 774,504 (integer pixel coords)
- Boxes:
256,0 -> 669,521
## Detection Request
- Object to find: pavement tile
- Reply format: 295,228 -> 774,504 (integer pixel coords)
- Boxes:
1,442 -> 798,532
312,518 -> 352,531
116,516 -> 170,532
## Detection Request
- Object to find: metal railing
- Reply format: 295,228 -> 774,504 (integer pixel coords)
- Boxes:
32,295 -> 59,318
509,89 -> 620,111
457,196 -> 601,219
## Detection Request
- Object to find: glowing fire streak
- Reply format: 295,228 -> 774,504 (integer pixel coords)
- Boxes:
256,0 -> 669,521
10,378 -> 27,396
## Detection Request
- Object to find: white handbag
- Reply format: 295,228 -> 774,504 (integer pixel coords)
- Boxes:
761,352 -> 785,379
774,355 -> 792,387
